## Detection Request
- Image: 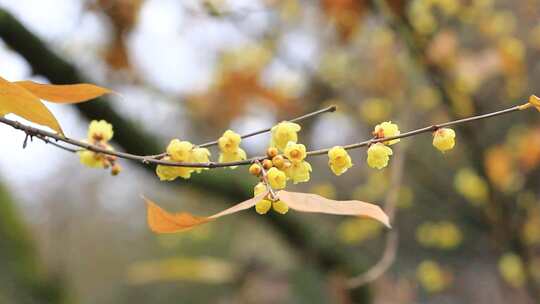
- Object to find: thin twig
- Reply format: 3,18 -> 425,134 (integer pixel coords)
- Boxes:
148,105 -> 337,159
307,105 -> 522,156
0,103 -> 530,168
35,135 -> 81,153
256,160 -> 278,201
346,143 -> 406,288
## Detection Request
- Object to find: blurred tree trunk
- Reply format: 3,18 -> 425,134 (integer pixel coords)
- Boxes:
0,181 -> 68,304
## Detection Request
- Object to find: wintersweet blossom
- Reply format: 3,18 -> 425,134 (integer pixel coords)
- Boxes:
167,139 -> 194,162
255,199 -> 272,214
218,130 -> 242,153
328,146 -> 353,175
433,128 -> 456,152
88,120 -> 113,142
366,143 -> 393,169
373,121 -> 400,145
156,157 -> 193,180
284,141 -> 307,163
285,160 -> 312,184
267,167 -> 287,189
270,121 -> 301,151
191,147 -> 211,173
272,200 -> 289,214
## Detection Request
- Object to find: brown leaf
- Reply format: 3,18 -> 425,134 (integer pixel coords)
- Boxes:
145,192 -> 269,234
15,81 -> 113,103
278,191 -> 391,227
0,76 -> 63,134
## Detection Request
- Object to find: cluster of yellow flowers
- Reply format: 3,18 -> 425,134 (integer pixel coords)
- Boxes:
150,118 -> 458,216
253,181 -> 288,215
156,139 -> 211,181
367,121 -> 457,170
250,122 -> 310,214
78,120 -> 121,175
366,121 -> 400,169
249,120 -> 358,215
78,114 -> 461,210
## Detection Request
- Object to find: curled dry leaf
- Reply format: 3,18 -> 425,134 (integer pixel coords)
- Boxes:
0,76 -> 63,134
145,192 -> 269,233
278,190 -> 391,228
15,81 -> 113,103
145,190 -> 390,234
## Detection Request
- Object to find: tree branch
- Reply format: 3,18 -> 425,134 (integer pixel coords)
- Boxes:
0,104 -> 529,168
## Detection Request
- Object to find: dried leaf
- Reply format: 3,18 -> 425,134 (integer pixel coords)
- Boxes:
145,192 -> 268,233
0,76 -> 63,134
15,81 -> 113,103
278,191 -> 391,227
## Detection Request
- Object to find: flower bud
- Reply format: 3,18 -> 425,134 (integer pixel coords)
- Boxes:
262,159 -> 273,170
249,164 -> 262,176
255,199 -> 272,215
266,147 -> 279,158
432,128 -> 456,152
111,163 -> 122,176
272,155 -> 285,168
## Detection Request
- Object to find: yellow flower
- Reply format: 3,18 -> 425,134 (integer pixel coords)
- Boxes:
373,121 -> 400,145
218,130 -> 242,154
433,128 -> 456,152
328,146 -> 353,175
272,200 -> 289,214
166,139 -> 194,162
218,148 -> 247,169
284,160 -> 312,184
366,143 -> 393,169
267,167 -> 287,189
498,253 -> 525,288
270,121 -> 301,151
284,142 -> 307,163
88,120 -> 113,142
528,95 -> 540,112
156,157 -> 193,180
78,141 -> 114,169
454,168 -> 489,205
255,199 -> 272,215
253,182 -> 267,196
416,260 -> 450,293
78,150 -> 106,168
191,147 -> 211,173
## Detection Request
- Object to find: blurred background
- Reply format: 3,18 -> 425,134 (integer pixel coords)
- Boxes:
1,0 -> 540,303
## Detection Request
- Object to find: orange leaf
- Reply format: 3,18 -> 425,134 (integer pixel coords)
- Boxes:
0,76 -> 63,134
14,81 -> 113,103
278,191 -> 391,228
145,192 -> 268,234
